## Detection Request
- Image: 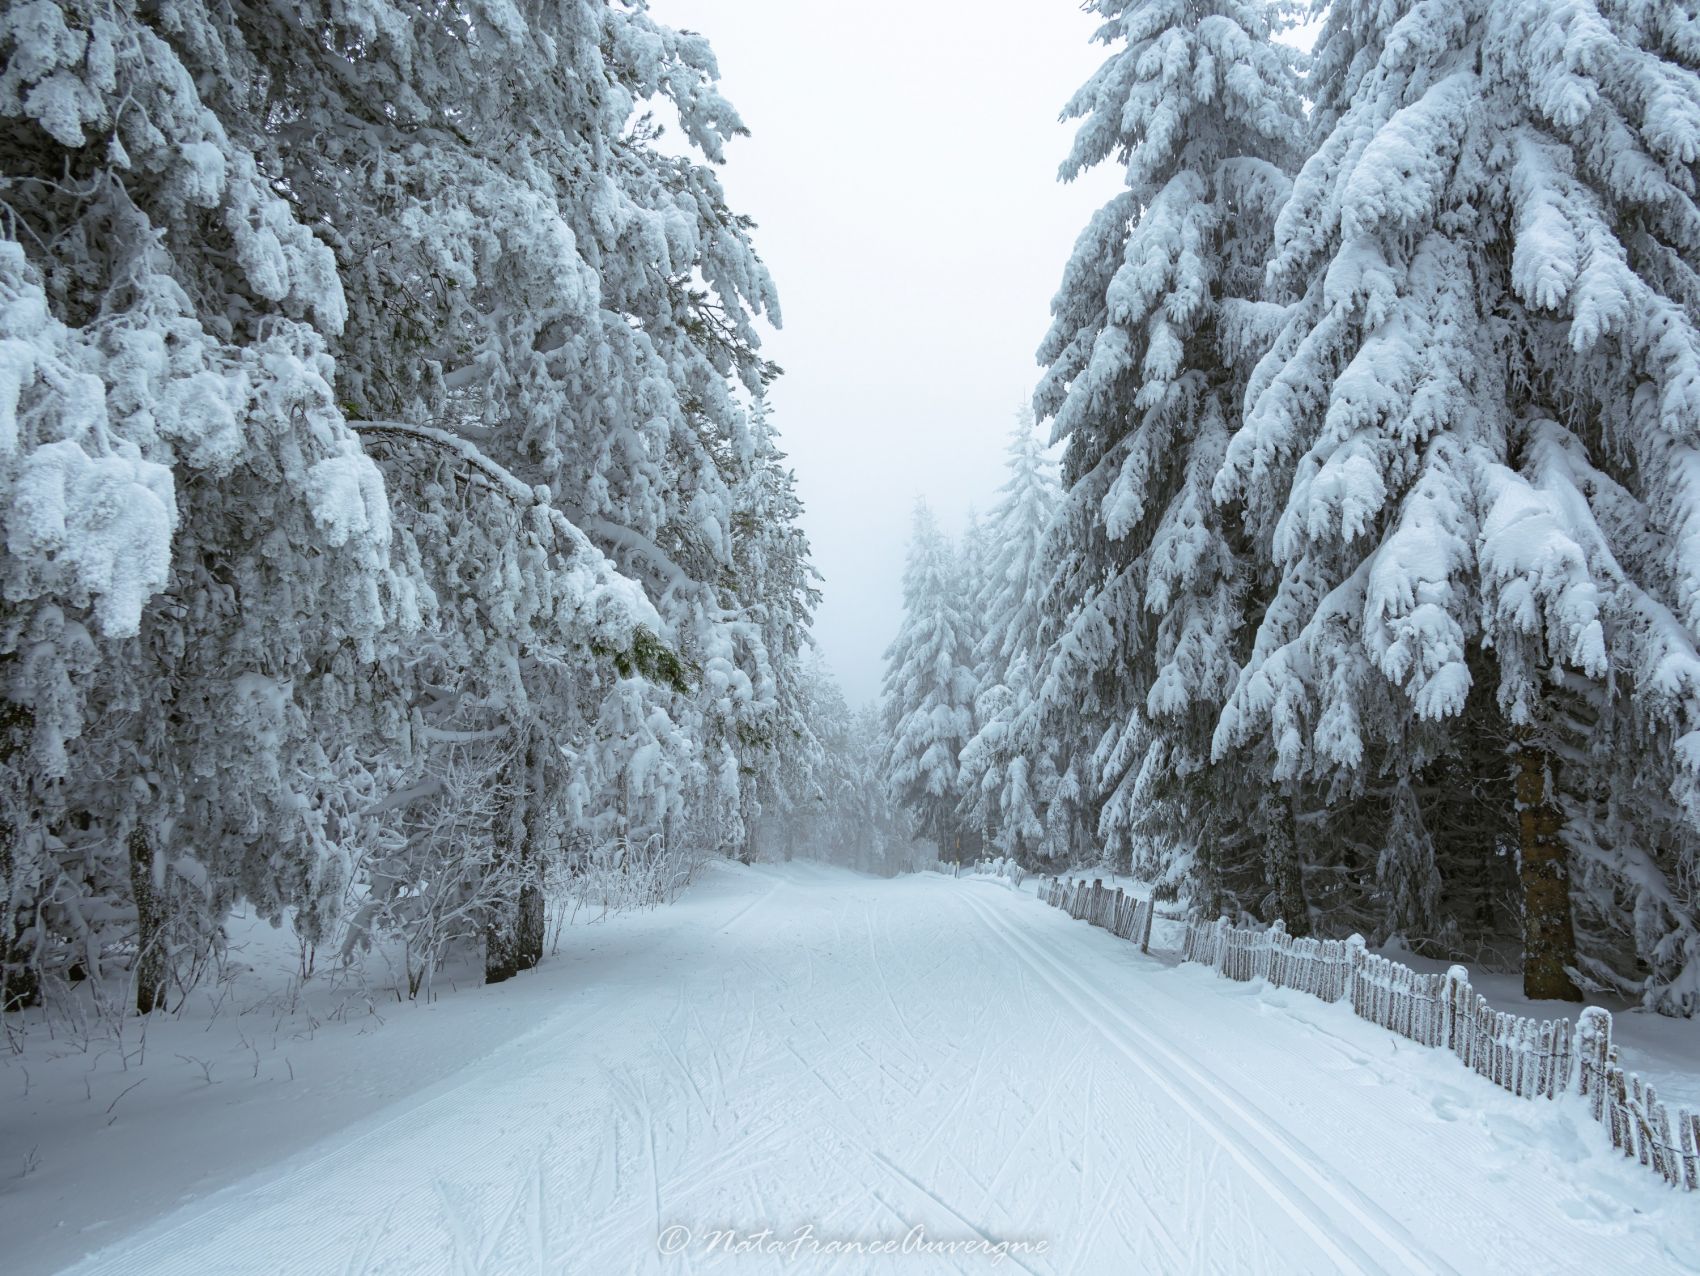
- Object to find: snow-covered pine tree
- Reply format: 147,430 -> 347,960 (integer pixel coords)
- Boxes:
850,701 -> 924,871
746,655 -> 922,874
1211,0 -> 1700,1010
0,0 -> 804,1003
957,502 -> 991,674
959,411 -> 1061,860
754,653 -> 836,863
726,403 -> 821,862
342,424 -> 676,988
953,504 -> 991,842
974,413 -> 1062,690
1032,0 -> 1305,889
205,0 -> 802,976
0,0 -> 406,1008
882,502 -> 980,861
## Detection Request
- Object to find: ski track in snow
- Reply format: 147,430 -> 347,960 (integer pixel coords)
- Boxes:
54,863 -> 1700,1276
956,891 -> 1437,1274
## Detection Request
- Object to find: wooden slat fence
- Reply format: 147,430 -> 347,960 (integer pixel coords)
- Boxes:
1170,913 -> 1699,1192
1039,876 -> 1153,954
1578,1006 -> 1700,1190
1015,872 -> 1700,1192
968,858 -> 1026,888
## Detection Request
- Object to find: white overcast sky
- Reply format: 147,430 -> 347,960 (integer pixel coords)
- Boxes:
653,0 -> 1123,705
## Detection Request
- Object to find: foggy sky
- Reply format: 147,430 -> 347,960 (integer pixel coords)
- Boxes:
655,1 -> 1122,706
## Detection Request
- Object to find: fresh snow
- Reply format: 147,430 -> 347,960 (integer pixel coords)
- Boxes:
9,862 -> 1697,1274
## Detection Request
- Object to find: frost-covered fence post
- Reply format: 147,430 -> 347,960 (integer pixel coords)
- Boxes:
1263,918 -> 1285,985
1443,965 -> 1470,1062
1212,917 -> 1231,976
1683,1111 -> 1700,1192
1345,934 -> 1367,1013
1578,1007 -> 1611,1115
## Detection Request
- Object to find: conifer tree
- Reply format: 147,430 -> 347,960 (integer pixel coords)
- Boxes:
882,503 -> 979,860
0,0 -> 813,1003
1033,0 -> 1305,887
960,413 -> 1061,860
1212,0 -> 1700,1008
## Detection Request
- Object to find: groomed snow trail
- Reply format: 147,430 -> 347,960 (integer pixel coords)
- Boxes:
64,863 -> 1700,1275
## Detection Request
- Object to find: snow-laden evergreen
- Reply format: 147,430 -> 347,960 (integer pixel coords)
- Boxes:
0,0 -> 416,1008
225,0 -> 806,931
994,0 -> 1700,1010
726,406 -> 822,858
882,502 -> 980,859
1031,0 -> 1305,889
959,413 -> 1062,858
972,413 -> 1062,692
1207,0 -> 1700,1011
0,0 -> 814,1008
753,657 -> 926,873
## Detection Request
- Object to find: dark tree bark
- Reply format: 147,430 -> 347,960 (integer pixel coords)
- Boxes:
0,695 -> 39,1011
1264,792 -> 1311,937
1513,736 -> 1582,1001
513,877 -> 545,972
486,736 -> 545,985
1,814 -> 38,1012
129,825 -> 168,1014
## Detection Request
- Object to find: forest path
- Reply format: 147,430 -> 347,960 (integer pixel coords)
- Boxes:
63,862 -> 1698,1275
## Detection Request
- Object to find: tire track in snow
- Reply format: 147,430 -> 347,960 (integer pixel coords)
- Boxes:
958,887 -> 1454,1276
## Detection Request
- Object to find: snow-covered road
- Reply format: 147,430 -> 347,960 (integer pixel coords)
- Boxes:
65,862 -> 1700,1274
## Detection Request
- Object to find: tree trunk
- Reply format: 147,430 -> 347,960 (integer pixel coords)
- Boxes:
1264,792 -> 1311,937
738,805 -> 757,865
485,885 -> 540,985
0,813 -> 38,1012
1513,736 -> 1582,1001
513,878 -> 544,972
486,737 -> 544,985
129,825 -> 168,1014
0,696 -> 39,1011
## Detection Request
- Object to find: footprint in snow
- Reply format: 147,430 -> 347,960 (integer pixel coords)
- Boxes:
1428,1088 -> 1467,1122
